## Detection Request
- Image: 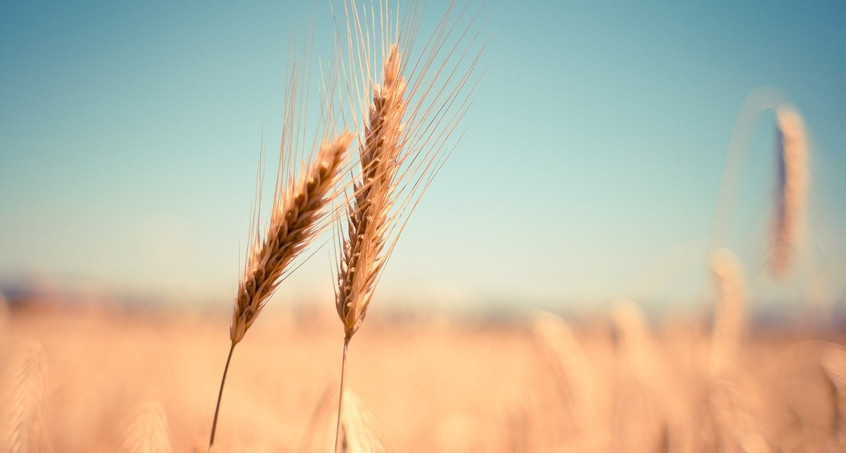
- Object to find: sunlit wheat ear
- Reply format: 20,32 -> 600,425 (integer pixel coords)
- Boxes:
335,44 -> 407,341
332,43 -> 407,453
706,375 -> 769,453
609,300 -> 690,453
771,104 -> 807,278
708,248 -> 747,377
0,343 -> 50,453
330,0 -> 487,340
210,130 -> 355,449
330,2 -> 485,451
120,402 -> 173,453
610,300 -> 664,380
231,132 -> 354,344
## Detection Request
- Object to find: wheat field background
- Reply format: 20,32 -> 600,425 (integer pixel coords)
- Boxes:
2,302 -> 845,452
2,1 -> 846,452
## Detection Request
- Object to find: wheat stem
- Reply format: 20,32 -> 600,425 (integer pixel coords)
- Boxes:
210,133 -> 351,446
208,341 -> 235,450
333,336 -> 351,453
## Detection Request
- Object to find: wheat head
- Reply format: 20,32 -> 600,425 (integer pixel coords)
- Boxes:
332,0 -> 486,341
329,2 -> 485,451
708,248 -> 747,377
609,300 -> 690,453
119,402 -> 173,453
0,343 -> 50,453
771,104 -> 807,278
231,132 -> 353,344
531,311 -> 600,435
335,45 -> 407,340
211,46 -> 355,447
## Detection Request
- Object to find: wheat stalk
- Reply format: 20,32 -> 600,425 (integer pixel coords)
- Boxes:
208,103 -> 353,448
609,300 -> 690,453
771,104 -> 807,278
209,132 -> 351,448
333,42 -> 405,453
329,1 -> 486,451
531,311 -> 600,436
708,248 -> 747,377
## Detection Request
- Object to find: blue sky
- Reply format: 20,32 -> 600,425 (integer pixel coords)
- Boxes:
2,1 -> 845,314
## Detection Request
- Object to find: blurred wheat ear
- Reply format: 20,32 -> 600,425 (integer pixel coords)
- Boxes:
0,343 -> 50,453
120,402 -> 173,453
207,62 -> 355,447
531,311 -> 601,435
329,1 -> 486,451
708,248 -> 747,377
822,345 -> 846,449
771,104 -> 807,278
610,300 -> 691,453
337,390 -> 389,453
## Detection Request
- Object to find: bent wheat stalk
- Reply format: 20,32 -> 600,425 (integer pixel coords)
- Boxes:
708,248 -> 747,377
209,125 -> 353,448
330,1 -> 486,451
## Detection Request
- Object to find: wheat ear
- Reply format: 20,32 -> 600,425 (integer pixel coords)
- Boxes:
120,402 -> 173,453
330,2 -> 486,450
209,131 -> 353,449
331,0 -> 486,338
610,300 -> 689,453
332,45 -> 405,453
531,311 -> 600,435
335,45 -> 407,342
708,248 -> 747,377
0,344 -> 50,453
231,133 -> 354,344
771,104 -> 807,278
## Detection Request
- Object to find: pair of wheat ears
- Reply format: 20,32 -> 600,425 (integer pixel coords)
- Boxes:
208,1 -> 484,450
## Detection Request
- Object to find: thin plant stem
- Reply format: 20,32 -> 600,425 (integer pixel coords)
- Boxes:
209,341 -> 236,450
333,336 -> 351,453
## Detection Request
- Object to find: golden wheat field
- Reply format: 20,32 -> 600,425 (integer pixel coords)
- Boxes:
1,302 -> 845,453
2,1 -> 845,452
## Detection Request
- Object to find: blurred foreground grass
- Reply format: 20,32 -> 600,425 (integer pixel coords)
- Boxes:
1,303 -> 844,452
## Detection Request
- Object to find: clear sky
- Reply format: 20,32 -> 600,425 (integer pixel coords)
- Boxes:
2,1 -> 845,314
